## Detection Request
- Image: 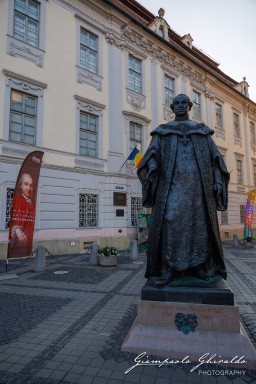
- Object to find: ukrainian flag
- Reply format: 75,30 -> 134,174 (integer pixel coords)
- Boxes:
127,147 -> 143,168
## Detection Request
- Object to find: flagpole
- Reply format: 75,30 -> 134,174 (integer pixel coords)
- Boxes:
118,159 -> 128,173
119,145 -> 138,173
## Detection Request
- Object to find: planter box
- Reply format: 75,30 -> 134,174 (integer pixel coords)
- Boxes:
98,254 -> 117,267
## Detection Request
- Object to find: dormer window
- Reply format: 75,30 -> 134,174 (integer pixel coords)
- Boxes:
147,8 -> 170,41
181,33 -> 193,49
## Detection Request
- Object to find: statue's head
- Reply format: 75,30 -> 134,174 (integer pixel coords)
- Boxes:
170,94 -> 193,117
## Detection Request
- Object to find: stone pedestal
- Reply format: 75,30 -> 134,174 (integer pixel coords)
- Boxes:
122,281 -> 256,370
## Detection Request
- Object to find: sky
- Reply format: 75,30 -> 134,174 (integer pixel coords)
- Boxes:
137,0 -> 256,103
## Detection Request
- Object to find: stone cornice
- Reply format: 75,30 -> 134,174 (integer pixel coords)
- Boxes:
74,95 -> 105,110
2,69 -> 47,89
122,110 -> 151,125
105,31 -> 126,49
121,25 -> 206,87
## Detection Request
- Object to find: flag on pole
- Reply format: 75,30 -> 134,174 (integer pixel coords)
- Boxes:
7,151 -> 44,259
127,147 -> 143,168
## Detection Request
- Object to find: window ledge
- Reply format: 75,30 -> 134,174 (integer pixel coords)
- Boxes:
126,88 -> 146,112
7,35 -> 45,67
76,66 -> 103,91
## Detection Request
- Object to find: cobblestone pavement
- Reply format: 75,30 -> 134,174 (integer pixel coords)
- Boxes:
0,245 -> 255,384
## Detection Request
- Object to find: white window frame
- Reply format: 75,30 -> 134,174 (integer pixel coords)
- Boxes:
215,102 -> 223,130
233,112 -> 240,138
192,90 -> 201,120
74,95 -> 105,160
76,16 -> 103,91
130,196 -> 144,227
129,122 -> 142,154
250,121 -> 256,144
79,111 -> 98,158
236,159 -> 243,185
128,54 -> 142,94
7,0 -> 46,67
164,74 -> 175,107
78,192 -> 99,228
3,70 -> 46,146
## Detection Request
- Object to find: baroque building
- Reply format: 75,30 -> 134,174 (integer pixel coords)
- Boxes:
0,0 -> 256,257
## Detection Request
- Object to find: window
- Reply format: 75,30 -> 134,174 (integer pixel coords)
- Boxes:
5,188 -> 15,229
9,90 -> 37,145
164,75 -> 174,107
250,122 -> 256,144
79,112 -> 98,157
253,164 -> 256,186
128,55 -> 142,93
192,90 -> 201,120
79,193 -> 98,227
215,103 -> 223,130
13,0 -> 40,47
7,0 -> 46,66
130,122 -> 142,153
240,204 -> 245,224
236,159 -> 243,185
233,113 -> 240,137
221,210 -> 228,225
80,28 -> 98,74
131,196 -> 143,226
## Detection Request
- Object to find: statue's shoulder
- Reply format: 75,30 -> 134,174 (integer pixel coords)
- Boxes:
151,122 -> 176,136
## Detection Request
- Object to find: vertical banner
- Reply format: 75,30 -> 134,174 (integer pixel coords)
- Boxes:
244,189 -> 256,241
7,151 -> 44,259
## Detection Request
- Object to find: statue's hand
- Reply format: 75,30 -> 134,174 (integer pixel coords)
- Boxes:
214,183 -> 222,199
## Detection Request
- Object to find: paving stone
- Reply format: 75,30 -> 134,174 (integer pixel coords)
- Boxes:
0,292 -> 71,345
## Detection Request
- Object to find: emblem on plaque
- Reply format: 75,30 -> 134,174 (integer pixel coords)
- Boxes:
175,312 -> 198,335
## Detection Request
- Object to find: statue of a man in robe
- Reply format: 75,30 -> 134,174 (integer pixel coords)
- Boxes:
137,94 -> 230,286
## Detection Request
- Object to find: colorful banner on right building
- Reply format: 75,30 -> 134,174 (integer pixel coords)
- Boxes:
243,189 -> 256,240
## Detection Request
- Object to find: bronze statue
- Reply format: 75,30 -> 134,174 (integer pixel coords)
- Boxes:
137,94 -> 230,286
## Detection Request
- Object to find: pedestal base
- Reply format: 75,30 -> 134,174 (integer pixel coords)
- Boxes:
142,277 -> 234,305
121,300 -> 256,370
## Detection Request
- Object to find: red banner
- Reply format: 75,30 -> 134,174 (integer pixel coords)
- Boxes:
7,151 -> 44,259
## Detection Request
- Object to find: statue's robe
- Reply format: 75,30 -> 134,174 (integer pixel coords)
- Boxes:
137,121 -> 230,279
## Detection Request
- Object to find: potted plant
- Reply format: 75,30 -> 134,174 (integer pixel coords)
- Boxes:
97,246 -> 118,267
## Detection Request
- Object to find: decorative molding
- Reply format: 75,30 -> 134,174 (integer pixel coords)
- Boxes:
163,105 -> 174,121
234,136 -> 242,147
3,69 -> 47,88
121,25 -> 206,87
217,146 -> 227,156
7,36 -> 45,67
123,111 -> 151,125
1,145 -> 31,158
215,128 -> 225,140
75,157 -> 105,170
74,95 -> 105,114
234,152 -> 244,161
204,89 -> 214,100
126,88 -> 146,111
126,163 -> 137,176
3,69 -> 47,97
76,67 -> 103,91
74,13 -> 106,33
237,185 -> 245,192
61,0 -> 108,28
105,31 -> 126,49
248,105 -> 256,121
161,64 -> 179,79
